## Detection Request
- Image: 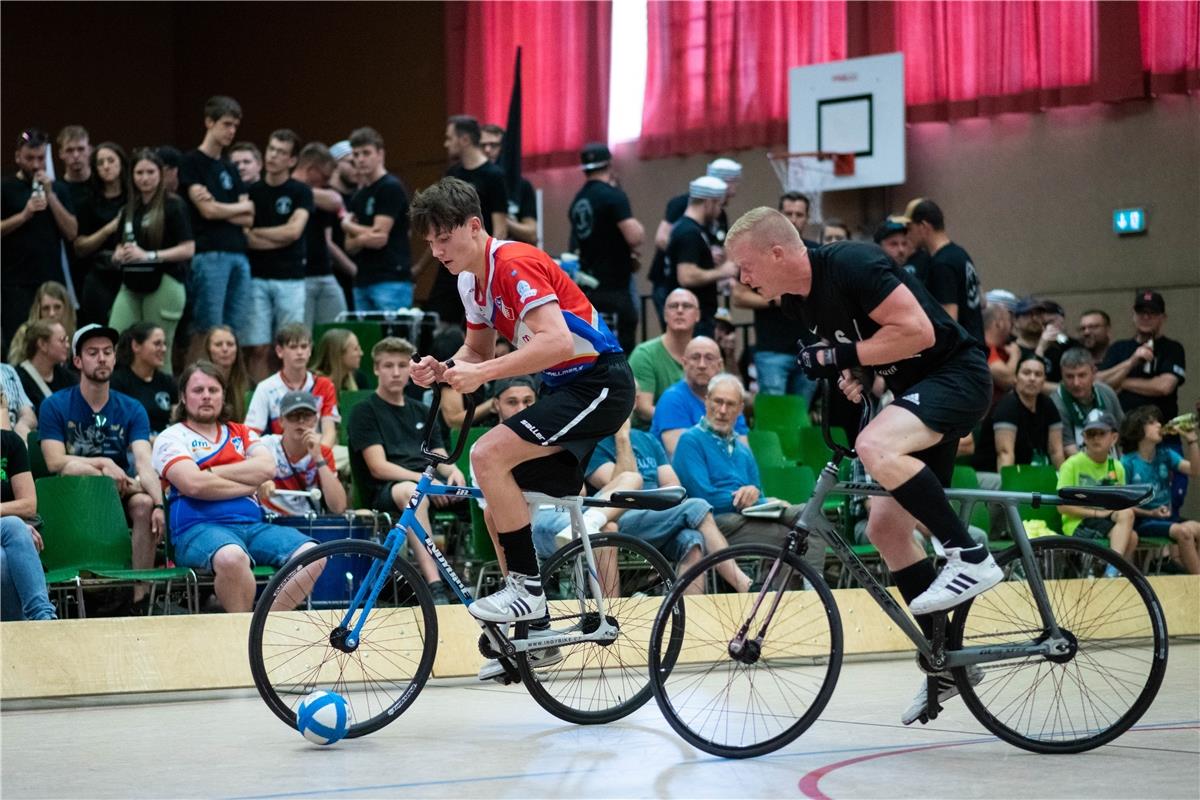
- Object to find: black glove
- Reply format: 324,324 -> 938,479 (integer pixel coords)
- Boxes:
797,344 -> 840,379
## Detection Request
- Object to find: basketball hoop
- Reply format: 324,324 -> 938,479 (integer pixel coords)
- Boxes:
766,151 -> 855,227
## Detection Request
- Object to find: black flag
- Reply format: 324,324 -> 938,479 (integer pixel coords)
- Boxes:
497,46 -> 522,200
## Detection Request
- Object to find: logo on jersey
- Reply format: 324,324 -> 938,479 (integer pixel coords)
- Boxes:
231,436 -> 245,455
570,198 -> 594,240
965,261 -> 981,309
902,393 -> 920,405
495,297 -> 515,321
220,170 -> 233,191
834,329 -> 854,344
365,197 -> 376,217
516,280 -> 538,302
275,196 -> 293,216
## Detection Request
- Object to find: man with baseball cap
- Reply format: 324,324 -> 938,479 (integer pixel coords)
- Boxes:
1100,289 -> 1186,421
568,142 -> 645,353
873,216 -> 912,269
326,139 -> 359,310
1057,408 -> 1137,572
257,390 -> 347,517
38,323 -> 166,613
899,198 -> 985,351
664,175 -> 735,336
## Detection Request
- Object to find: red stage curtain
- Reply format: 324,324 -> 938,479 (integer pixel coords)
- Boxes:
639,1 -> 847,158
1140,0 -> 1200,94
445,1 -> 611,170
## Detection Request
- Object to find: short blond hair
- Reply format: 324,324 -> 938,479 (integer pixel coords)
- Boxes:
726,206 -> 802,252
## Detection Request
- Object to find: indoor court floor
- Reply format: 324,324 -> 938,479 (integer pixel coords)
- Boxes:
3,642 -> 1197,799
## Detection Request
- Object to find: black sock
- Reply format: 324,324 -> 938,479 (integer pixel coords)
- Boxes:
893,559 -> 938,640
890,467 -> 986,563
498,524 -> 540,581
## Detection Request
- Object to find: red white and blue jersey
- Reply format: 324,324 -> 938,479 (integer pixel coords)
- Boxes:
459,238 -> 622,387
152,421 -> 265,535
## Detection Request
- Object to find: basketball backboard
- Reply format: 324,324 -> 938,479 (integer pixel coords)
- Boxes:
788,52 -> 906,191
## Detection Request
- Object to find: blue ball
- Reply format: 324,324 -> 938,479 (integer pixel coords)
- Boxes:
296,690 -> 351,745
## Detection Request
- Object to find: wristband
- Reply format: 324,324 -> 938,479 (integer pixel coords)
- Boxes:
314,459 -> 329,469
153,503 -> 164,510
833,342 -> 861,369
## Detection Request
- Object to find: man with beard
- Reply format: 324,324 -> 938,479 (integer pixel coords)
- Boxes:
38,324 -> 164,612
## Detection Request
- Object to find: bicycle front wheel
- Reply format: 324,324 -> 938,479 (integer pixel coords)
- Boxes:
649,543 -> 843,759
949,536 -> 1168,753
517,533 -> 683,725
248,539 -> 438,738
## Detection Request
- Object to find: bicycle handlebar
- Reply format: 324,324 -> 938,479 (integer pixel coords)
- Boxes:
819,378 -> 858,463
417,358 -> 478,468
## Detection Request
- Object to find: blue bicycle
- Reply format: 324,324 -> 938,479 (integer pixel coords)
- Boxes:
248,376 -> 686,736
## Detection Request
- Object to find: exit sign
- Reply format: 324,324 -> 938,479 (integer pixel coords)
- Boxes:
1113,208 -> 1147,235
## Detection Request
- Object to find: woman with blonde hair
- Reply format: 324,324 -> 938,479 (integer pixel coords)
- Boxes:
309,327 -> 366,392
15,320 -> 77,414
203,325 -> 253,421
6,281 -> 76,366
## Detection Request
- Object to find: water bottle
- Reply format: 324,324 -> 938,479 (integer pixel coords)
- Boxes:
1142,338 -> 1154,375
30,175 -> 45,201
122,218 -> 137,246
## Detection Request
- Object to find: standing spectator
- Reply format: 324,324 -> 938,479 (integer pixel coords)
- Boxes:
107,148 -> 194,365
479,124 -> 537,245
204,325 -> 252,422
989,356 -> 1065,471
629,288 -> 698,427
0,366 -> 36,442
292,142 -> 348,328
152,361 -> 322,613
1100,290 -> 1186,420
156,146 -> 182,195
1079,308 -> 1113,367
246,324 -> 338,447
310,328 -> 366,393
651,336 -> 748,458
6,280 -> 76,374
667,176 -> 735,337
179,95 -> 255,353
39,324 -> 164,611
15,320 -> 77,415
874,216 -> 913,269
244,130 -> 313,381
1,416 -> 56,621
56,125 -> 93,293
899,198 -> 984,350
111,322 -> 178,437
342,127 -> 413,312
72,142 -> 128,326
1056,410 -> 1136,571
347,337 -> 463,604
257,391 -> 347,517
820,219 -> 850,243
229,142 -> 262,186
327,139 -> 359,311
569,142 -> 644,353
1052,348 -> 1124,457
1120,406 -> 1200,574
1,128 -> 79,355
1037,300 -> 1084,384
1011,297 -> 1062,375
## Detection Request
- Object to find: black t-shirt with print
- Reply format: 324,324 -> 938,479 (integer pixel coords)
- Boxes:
667,216 -> 717,325
110,364 -> 178,434
781,241 -> 975,394
1101,336 -> 1187,419
925,242 -> 985,351
178,150 -> 247,253
348,173 -> 411,285
569,179 -> 635,290
248,178 -> 313,280
0,175 -> 78,287
128,194 -> 193,282
1,429 -> 30,504
347,393 -> 444,505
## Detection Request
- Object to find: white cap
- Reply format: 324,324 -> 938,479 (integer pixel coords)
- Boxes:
689,175 -> 728,200
329,140 -> 353,161
985,289 -> 1019,310
707,158 -> 742,181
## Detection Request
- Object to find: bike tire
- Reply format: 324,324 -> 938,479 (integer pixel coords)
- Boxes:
248,538 -> 438,738
949,536 -> 1168,754
648,543 -> 843,759
517,533 -> 684,725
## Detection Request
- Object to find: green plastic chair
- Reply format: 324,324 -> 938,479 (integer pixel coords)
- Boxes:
1000,464 -> 1062,535
951,465 -> 991,534
25,430 -> 51,479
796,426 -> 849,470
760,464 -> 816,504
337,390 -> 376,446
37,476 -> 195,616
314,322 -> 384,389
752,393 -> 810,432
458,426 -> 496,561
748,429 -> 787,472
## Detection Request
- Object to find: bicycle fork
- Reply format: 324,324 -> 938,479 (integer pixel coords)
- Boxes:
728,533 -> 802,664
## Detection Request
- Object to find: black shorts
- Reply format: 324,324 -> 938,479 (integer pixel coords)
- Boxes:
504,354 -> 635,497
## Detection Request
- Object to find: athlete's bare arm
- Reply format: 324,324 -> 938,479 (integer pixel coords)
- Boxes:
855,285 -> 936,366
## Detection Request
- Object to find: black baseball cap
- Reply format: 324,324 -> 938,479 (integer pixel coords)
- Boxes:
580,142 -> 612,171
873,216 -> 907,243
1134,289 -> 1165,314
72,323 -> 120,355
492,375 -> 538,399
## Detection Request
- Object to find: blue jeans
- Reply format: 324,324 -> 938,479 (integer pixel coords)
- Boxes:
532,498 -> 710,565
188,251 -> 252,337
754,349 -> 816,400
353,281 -> 414,313
172,520 -> 315,570
1,516 -> 56,621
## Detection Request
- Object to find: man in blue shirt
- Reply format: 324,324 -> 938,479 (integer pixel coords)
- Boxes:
651,335 -> 748,459
39,324 -> 165,611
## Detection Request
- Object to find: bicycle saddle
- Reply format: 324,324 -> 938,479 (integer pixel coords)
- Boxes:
608,486 -> 688,511
1057,484 -> 1152,510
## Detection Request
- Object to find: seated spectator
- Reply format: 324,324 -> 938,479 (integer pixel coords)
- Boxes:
1100,290 -> 1186,422
1057,410 -> 1137,571
204,325 -> 252,421
0,367 -> 37,442
347,337 -> 464,604
257,391 -> 347,516
310,327 -> 367,393
107,148 -> 194,366
628,288 -> 698,427
671,374 -> 825,577
1052,348 -> 1123,457
246,323 -> 338,447
153,361 -> 322,612
1,405 -> 56,620
6,280 -> 76,367
111,322 -> 178,437
15,320 -> 77,415
820,219 -> 850,243
1120,406 -> 1200,574
976,356 -> 1064,473
39,324 -> 165,612
651,335 -> 748,458
73,142 -> 129,326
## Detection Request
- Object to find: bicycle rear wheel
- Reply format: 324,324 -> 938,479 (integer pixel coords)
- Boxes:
949,536 -> 1168,753
248,539 -> 438,738
649,543 -> 843,759
517,533 -> 683,725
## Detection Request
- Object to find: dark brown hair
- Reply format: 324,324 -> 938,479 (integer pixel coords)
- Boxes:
173,360 -> 233,424
408,177 -> 482,237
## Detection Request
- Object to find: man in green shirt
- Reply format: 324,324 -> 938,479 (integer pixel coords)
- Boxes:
1056,409 -> 1137,569
629,288 -> 699,428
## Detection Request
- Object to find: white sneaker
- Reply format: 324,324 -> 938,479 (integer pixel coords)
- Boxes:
554,508 -> 607,549
469,572 -> 547,623
909,547 -> 1004,615
901,664 -> 984,725
477,626 -> 564,681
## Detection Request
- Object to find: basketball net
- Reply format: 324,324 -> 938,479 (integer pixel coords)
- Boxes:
766,152 -> 855,227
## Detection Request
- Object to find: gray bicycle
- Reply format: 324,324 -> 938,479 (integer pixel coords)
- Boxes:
647,383 -> 1167,759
